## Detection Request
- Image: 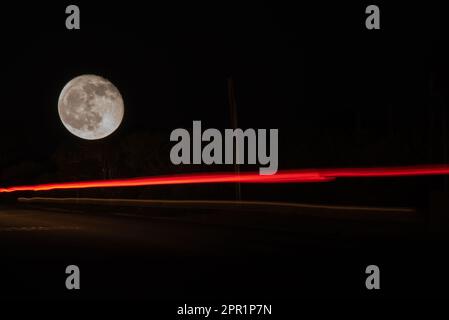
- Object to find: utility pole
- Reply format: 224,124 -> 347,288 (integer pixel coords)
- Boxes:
443,98 -> 448,192
227,77 -> 242,201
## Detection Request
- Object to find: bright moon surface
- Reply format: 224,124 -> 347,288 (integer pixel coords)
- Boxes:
58,74 -> 124,140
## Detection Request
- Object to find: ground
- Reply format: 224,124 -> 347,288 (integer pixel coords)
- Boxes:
0,200 -> 446,300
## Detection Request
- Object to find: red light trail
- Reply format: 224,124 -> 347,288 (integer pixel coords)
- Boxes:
1,164 -> 449,193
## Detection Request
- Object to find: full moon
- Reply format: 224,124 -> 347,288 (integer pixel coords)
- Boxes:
58,74 -> 124,140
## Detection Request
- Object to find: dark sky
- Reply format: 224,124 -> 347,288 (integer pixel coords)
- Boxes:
0,1 -> 445,171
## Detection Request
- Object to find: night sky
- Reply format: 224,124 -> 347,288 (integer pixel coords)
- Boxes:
0,1 -> 446,203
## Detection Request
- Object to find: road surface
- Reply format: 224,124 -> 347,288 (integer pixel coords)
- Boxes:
0,201 -> 445,299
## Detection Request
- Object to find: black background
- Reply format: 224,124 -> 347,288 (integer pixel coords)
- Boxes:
0,1 -> 444,171
0,1 -> 446,205
0,0 -> 448,303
